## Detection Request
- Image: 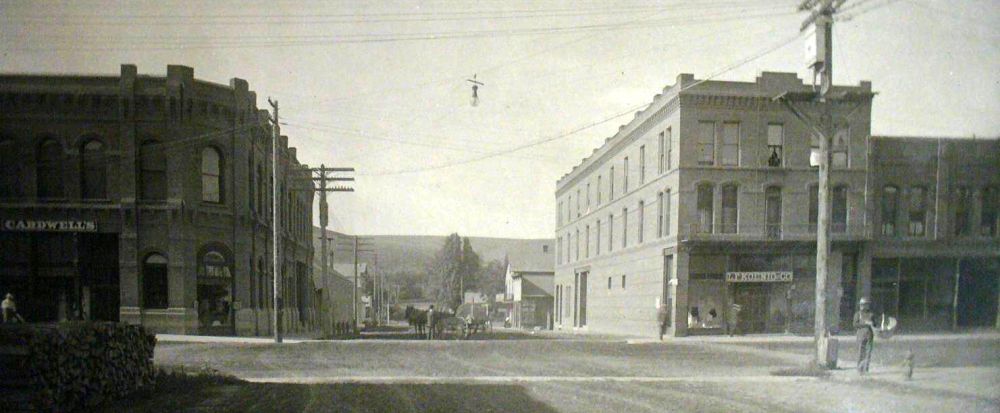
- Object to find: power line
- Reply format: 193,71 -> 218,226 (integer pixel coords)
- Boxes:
358,32 -> 805,176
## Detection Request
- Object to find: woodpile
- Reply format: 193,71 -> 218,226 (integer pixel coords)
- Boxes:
0,322 -> 156,412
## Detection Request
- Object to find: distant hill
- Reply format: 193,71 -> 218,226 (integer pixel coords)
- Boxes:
312,227 -> 554,275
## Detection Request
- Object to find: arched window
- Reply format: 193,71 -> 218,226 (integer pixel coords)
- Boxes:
37,138 -> 63,198
143,253 -> 169,309
765,186 -> 782,239
198,247 -> 232,329
80,139 -> 106,199
881,186 -> 899,236
201,147 -> 222,203
832,185 -> 848,233
696,183 -> 714,233
0,136 -> 18,198
721,184 -> 738,233
140,140 -> 167,200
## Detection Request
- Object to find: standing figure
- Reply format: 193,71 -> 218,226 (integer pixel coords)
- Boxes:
426,305 -> 435,340
657,304 -> 671,341
2,293 -> 24,323
727,303 -> 742,336
853,297 -> 875,374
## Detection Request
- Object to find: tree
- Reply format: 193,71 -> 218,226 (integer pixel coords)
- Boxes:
476,257 -> 508,305
426,233 -> 482,311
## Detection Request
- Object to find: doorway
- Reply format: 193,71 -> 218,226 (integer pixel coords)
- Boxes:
957,258 -> 999,328
733,284 -> 769,334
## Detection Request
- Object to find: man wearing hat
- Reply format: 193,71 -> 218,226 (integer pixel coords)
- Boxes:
2,293 -> 24,323
853,297 -> 876,374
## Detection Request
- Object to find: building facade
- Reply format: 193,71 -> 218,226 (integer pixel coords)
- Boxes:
0,64 -> 317,336
554,72 -> 999,338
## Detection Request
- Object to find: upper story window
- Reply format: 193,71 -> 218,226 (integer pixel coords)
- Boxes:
721,184 -> 738,234
557,201 -> 563,226
557,236 -> 563,264
657,192 -> 665,238
37,138 -> 63,199
622,207 -> 629,248
697,122 -> 715,166
833,185 -> 848,233
576,188 -> 581,218
609,166 -> 615,201
596,219 -> 602,254
80,139 -> 106,199
596,175 -> 602,205
608,213 -> 614,252
954,187 -> 972,236
908,186 -> 928,237
665,128 -> 673,171
663,189 -> 671,236
639,145 -> 646,184
658,127 -> 673,173
881,185 -> 899,236
637,201 -> 645,243
140,140 -> 167,201
201,147 -> 222,203
696,183 -> 714,233
584,225 -> 590,258
767,124 -> 783,167
765,186 -> 782,239
721,122 -> 740,166
623,157 -> 629,193
586,183 -> 591,212
0,136 -> 18,198
981,187 -> 998,236
831,127 -> 849,168
575,228 -> 580,261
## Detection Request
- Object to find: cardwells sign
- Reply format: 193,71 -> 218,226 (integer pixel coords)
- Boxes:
2,220 -> 97,232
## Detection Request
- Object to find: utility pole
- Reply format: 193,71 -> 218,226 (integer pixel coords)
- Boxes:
775,0 -> 872,368
268,98 -> 282,344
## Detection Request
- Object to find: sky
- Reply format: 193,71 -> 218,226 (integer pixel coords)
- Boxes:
2,0 -> 997,238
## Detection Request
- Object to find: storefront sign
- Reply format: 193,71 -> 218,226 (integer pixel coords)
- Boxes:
725,271 -> 793,283
2,219 -> 97,232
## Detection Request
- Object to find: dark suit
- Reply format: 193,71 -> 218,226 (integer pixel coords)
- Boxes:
853,308 -> 875,373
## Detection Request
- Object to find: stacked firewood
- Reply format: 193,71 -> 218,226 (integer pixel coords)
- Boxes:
0,322 -> 156,412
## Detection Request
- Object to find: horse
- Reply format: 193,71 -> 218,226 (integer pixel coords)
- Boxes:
404,305 -> 427,336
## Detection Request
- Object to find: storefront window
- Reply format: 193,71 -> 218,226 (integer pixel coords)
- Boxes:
198,248 -> 232,331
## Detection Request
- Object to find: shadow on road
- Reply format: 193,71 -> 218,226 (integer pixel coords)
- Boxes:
98,380 -> 559,413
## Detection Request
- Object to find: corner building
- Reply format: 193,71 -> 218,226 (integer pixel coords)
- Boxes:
0,65 -> 317,336
554,72 -> 999,338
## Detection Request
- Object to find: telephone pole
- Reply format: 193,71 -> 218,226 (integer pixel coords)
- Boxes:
267,98 -> 282,344
775,0 -> 872,368
341,236 -> 374,333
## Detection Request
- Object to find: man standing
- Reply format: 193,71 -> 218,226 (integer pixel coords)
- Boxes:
853,297 -> 875,374
426,305 -> 435,340
2,293 -> 24,323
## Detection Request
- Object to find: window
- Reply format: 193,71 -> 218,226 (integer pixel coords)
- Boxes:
637,201 -> 645,243
721,184 -> 738,233
566,232 -> 572,262
665,127 -> 673,171
584,225 -> 590,258
80,139 -> 106,199
657,192 -> 664,238
833,185 -> 848,233
765,186 -> 782,239
697,122 -> 715,165
981,187 -> 998,236
608,277 -> 612,289
721,122 -> 739,166
586,182 -> 591,212
810,133 -> 821,167
639,145 -> 646,184
909,186 -> 927,236
767,124 -> 783,167
664,189 -> 671,236
623,157 -> 629,193
954,187 -> 972,236
557,237 -> 562,264
608,214 -> 614,252
567,195 -> 571,222
610,167 -> 617,201
622,207 -> 628,248
832,127 -> 849,168
596,219 -> 602,254
257,166 -> 265,215
808,185 -> 819,232
557,201 -> 563,226
621,275 -> 626,289
696,183 -> 714,233
0,136 -> 18,198
881,186 -> 899,236
597,175 -> 602,205
37,138 -> 63,198
575,228 -> 580,261
140,140 -> 167,201
658,131 -> 665,174
143,253 -> 169,309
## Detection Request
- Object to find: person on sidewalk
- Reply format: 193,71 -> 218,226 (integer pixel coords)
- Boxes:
426,305 -> 435,340
657,304 -> 671,341
853,297 -> 876,374
2,293 -> 24,323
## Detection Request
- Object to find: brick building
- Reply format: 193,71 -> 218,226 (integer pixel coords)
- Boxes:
0,64 -> 317,336
554,72 -> 999,338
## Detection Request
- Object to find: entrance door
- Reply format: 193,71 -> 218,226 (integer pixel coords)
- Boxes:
578,272 -> 588,327
957,258 -> 999,327
733,284 -> 768,334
